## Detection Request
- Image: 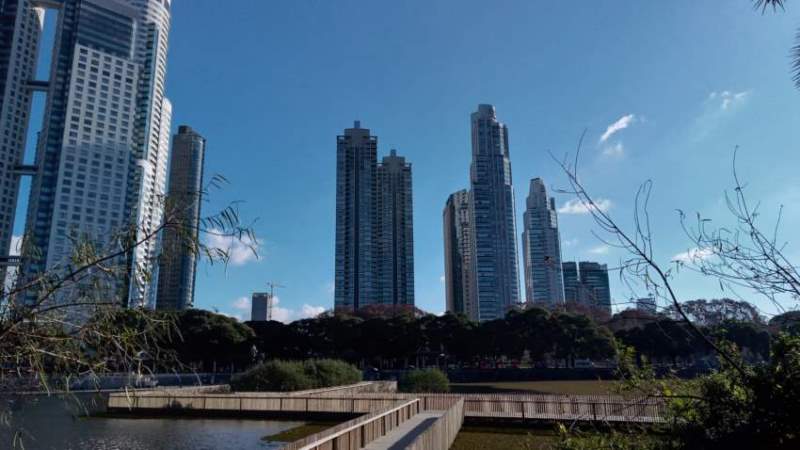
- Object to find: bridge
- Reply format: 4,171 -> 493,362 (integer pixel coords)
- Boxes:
107,382 -> 665,450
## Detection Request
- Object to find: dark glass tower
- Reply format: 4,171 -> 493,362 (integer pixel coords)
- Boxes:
155,125 -> 205,311
334,122 -> 415,311
334,121 -> 377,311
376,149 -> 414,306
469,104 -> 520,320
443,189 -> 474,317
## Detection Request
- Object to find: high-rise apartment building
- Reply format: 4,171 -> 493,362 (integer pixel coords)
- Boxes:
443,189 -> 474,317
468,104 -> 520,320
0,1 -> 44,276
522,178 -> 565,306
334,121 -> 414,311
19,0 -> 173,308
376,149 -> 414,307
579,261 -> 611,313
562,261 -> 612,314
251,292 -> 272,322
155,125 -> 205,311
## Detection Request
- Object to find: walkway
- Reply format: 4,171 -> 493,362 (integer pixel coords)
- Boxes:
362,412 -> 441,450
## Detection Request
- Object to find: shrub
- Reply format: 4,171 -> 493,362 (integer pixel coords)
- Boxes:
307,358 -> 362,387
231,359 -> 361,392
399,368 -> 450,393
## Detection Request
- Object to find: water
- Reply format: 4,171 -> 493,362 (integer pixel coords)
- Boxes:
1,394 -> 304,450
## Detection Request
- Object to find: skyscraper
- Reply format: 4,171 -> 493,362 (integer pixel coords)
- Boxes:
469,104 -> 520,320
0,1 -> 44,275
376,149 -> 414,307
579,261 -> 611,313
334,122 -> 414,311
562,262 -> 580,304
443,189 -> 475,317
335,121 -> 377,311
251,292 -> 272,322
20,0 -> 173,308
562,261 -> 612,314
155,125 -> 205,311
522,178 -> 565,306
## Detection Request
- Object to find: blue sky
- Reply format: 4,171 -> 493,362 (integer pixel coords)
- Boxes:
20,1 -> 800,321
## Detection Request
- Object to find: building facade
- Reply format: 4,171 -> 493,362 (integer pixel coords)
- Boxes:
468,104 -> 520,320
251,292 -> 272,322
334,121 -> 414,311
376,149 -> 414,307
562,261 -> 612,314
155,125 -> 205,311
522,178 -> 565,306
0,0 -> 43,278
20,0 -> 173,308
443,189 -> 475,318
636,297 -> 657,314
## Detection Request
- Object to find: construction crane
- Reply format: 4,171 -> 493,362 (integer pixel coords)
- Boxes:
264,282 -> 285,321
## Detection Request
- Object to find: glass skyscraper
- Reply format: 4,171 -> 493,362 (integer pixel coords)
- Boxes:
334,122 -> 414,311
17,0 -> 173,308
0,1 -> 43,279
155,125 -> 205,311
443,189 -> 475,318
468,104 -> 520,320
562,261 -> 611,314
522,178 -> 565,306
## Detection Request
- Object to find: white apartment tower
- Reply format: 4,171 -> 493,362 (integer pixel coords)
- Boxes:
15,0 -> 173,308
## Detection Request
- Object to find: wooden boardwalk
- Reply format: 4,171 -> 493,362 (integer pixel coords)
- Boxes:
106,382 -> 665,449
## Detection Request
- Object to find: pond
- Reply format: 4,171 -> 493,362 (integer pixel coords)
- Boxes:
1,394 -> 306,450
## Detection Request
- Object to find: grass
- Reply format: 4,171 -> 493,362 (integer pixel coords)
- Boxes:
262,421 -> 339,442
451,425 -> 557,450
451,380 -> 619,395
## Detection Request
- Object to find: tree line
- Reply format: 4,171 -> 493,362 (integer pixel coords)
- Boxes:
87,297 -> 796,375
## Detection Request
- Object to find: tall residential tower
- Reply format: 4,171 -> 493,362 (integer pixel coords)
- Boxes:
0,0 -> 43,275
155,125 -> 205,311
20,0 -> 173,307
334,122 -> 414,311
468,104 -> 520,320
443,189 -> 474,317
522,178 -> 565,306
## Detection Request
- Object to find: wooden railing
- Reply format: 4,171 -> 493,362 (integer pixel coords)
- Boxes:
108,387 -> 664,424
282,399 -> 420,450
404,398 -> 464,450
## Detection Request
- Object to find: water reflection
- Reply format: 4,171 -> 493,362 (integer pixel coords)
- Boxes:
2,394 -> 303,450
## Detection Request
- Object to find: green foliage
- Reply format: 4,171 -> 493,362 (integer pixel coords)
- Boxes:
399,368 -> 450,393
230,359 -> 361,392
553,424 -> 661,450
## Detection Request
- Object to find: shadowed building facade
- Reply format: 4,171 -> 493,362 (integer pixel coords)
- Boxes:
562,261 -> 611,314
335,122 -> 414,311
155,125 -> 205,311
443,189 -> 475,317
522,178 -> 565,306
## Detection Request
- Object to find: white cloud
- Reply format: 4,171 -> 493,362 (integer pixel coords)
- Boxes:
562,238 -> 579,248
229,294 -> 326,323
301,304 -> 326,318
232,296 -> 250,311
558,198 -> 613,215
602,142 -> 625,158
439,275 -> 445,283
205,229 -> 261,266
600,114 -> 635,143
708,90 -> 749,111
672,247 -> 715,264
588,245 -> 610,255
